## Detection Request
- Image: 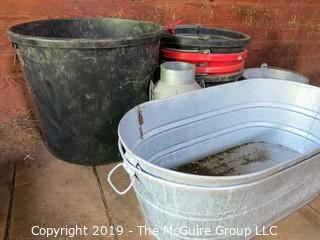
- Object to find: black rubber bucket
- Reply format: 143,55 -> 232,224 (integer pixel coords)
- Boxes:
8,18 -> 163,165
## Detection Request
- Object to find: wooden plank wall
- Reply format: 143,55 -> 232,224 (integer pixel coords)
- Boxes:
0,0 -> 319,120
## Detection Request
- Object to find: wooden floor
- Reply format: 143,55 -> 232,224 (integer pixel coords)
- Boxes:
0,144 -> 319,240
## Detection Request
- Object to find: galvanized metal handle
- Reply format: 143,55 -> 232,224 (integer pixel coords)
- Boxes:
107,140 -> 137,195
107,163 -> 136,195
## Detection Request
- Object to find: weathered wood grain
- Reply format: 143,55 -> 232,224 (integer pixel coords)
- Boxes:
309,197 -> 320,214
8,145 -> 114,240
254,205 -> 320,240
0,68 -> 30,122
0,160 -> 14,240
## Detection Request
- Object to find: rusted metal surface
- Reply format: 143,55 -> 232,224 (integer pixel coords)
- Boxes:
0,0 -> 320,120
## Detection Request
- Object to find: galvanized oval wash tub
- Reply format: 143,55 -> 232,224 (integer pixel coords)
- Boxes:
109,79 -> 320,240
243,65 -> 309,84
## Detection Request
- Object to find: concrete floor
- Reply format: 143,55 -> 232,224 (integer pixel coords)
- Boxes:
0,144 -> 320,240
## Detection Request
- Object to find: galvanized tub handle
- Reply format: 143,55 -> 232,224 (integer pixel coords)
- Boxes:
107,140 -> 137,195
107,163 -> 136,195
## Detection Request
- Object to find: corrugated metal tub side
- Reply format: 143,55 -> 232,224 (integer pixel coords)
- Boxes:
122,152 -> 320,240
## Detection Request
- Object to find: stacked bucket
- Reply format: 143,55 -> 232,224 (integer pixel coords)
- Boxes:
161,24 -> 251,87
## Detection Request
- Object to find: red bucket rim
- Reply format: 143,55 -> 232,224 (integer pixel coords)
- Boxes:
161,48 -> 248,63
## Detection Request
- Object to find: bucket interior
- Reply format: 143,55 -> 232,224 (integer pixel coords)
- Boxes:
119,79 -> 320,177
134,119 -> 319,176
9,18 -> 161,40
173,142 -> 300,176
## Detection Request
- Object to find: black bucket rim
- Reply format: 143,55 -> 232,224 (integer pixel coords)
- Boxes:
8,17 -> 164,49
162,24 -> 251,50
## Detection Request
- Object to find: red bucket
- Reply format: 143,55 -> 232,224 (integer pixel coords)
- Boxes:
161,48 -> 248,75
